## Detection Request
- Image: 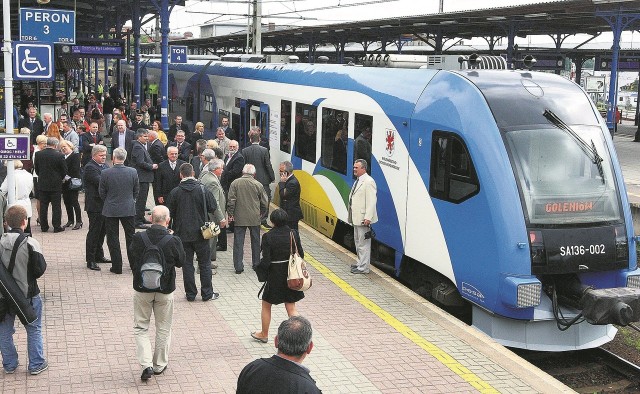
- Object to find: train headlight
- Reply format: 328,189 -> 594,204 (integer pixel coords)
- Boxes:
529,230 -> 546,267
627,275 -> 640,289
501,276 -> 542,308
615,225 -> 629,260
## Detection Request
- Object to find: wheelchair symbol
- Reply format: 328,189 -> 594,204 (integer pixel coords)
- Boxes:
21,49 -> 47,74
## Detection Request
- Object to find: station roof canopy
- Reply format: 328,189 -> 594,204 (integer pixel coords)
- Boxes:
169,0 -> 640,52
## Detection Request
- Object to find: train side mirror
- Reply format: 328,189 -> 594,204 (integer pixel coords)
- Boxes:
523,55 -> 537,70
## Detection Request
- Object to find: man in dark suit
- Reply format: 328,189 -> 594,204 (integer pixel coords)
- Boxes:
156,146 -> 185,205
80,122 -> 105,166
190,139 -> 206,178
19,107 -> 44,144
167,115 -> 190,143
131,129 -> 158,228
242,128 -> 275,228
33,138 -> 67,233
167,130 -> 191,162
148,130 -> 166,204
237,316 -> 320,394
111,119 -> 135,166
99,147 -> 139,274
220,116 -> 235,140
278,161 -> 303,231
220,140 -> 244,194
130,111 -> 148,130
83,145 -> 110,271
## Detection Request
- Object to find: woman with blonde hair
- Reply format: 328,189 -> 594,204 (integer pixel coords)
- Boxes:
152,120 -> 168,145
1,160 -> 34,233
59,140 -> 83,229
206,139 -> 224,160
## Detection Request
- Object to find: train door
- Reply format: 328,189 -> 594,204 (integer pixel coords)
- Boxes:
259,103 -> 269,145
239,99 -> 248,147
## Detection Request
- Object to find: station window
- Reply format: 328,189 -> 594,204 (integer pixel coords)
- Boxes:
204,94 -> 213,112
430,131 -> 479,203
321,108 -> 349,174
280,100 -> 292,153
353,114 -> 373,175
294,103 -> 317,163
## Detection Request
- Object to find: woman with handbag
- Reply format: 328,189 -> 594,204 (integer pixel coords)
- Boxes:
59,140 -> 83,230
251,209 -> 304,343
0,161 -> 34,234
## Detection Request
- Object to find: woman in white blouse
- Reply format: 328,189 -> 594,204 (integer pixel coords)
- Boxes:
1,160 -> 35,233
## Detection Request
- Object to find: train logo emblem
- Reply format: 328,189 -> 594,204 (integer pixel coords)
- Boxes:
385,129 -> 395,156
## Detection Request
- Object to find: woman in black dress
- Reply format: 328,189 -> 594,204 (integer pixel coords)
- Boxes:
60,140 -> 83,229
251,209 -> 304,343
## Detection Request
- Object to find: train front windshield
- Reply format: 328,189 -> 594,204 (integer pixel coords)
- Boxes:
504,125 -> 621,225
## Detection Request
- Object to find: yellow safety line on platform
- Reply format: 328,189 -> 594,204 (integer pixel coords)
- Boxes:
305,253 -> 499,394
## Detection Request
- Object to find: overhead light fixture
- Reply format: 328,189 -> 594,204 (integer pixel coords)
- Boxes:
524,13 -> 548,18
380,25 -> 394,28
334,29 -> 344,32
486,16 -> 506,21
413,22 -> 427,26
360,27 -> 372,30
592,0 -> 635,3
440,20 -> 457,25
37,0 -> 51,4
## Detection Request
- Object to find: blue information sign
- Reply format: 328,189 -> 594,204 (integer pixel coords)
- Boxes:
14,43 -> 54,81
170,46 -> 188,64
20,8 -> 75,44
0,135 -> 30,160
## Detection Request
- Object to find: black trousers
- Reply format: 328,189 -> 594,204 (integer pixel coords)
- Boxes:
104,216 -> 134,270
287,220 -> 299,231
182,239 -> 214,300
39,190 -> 62,230
62,189 -> 82,224
135,182 -> 150,225
86,211 -> 107,263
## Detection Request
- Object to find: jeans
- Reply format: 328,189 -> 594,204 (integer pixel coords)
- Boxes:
0,294 -> 46,372
182,239 -> 214,300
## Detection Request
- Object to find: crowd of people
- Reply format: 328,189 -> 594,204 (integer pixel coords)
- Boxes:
2,86 -> 380,392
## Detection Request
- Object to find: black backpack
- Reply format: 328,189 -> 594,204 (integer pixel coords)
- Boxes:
135,233 -> 173,292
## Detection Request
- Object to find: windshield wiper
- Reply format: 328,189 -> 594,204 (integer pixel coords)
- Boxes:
543,109 -> 605,184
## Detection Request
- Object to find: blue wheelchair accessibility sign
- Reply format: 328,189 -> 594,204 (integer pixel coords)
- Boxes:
14,43 -> 53,80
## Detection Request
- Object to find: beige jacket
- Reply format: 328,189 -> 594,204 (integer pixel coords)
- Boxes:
227,174 -> 267,226
349,173 -> 378,225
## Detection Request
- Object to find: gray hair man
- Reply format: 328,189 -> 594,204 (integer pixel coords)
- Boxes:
199,152 -> 228,264
227,163 -> 267,274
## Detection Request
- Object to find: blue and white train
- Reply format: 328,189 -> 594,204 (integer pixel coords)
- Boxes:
122,57 -> 640,351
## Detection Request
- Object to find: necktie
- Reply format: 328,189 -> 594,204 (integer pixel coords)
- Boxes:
177,142 -> 181,151
92,134 -> 97,143
170,162 -> 175,171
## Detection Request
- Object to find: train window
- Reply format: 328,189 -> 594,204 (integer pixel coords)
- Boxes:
430,132 -> 479,203
204,94 -> 213,112
321,108 -> 349,174
280,100 -> 292,153
294,103 -> 317,163
354,114 -> 373,175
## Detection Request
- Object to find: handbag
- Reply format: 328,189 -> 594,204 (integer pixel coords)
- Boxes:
253,257 -> 269,283
0,234 -> 37,325
199,185 -> 221,240
69,177 -> 83,191
287,231 -> 312,291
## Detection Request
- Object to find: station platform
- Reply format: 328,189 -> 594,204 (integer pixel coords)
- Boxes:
0,195 -> 571,393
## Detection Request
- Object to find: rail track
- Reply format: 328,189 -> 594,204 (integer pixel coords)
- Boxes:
514,347 -> 640,393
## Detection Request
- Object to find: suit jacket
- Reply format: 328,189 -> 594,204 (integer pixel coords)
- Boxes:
83,159 -> 106,212
99,164 -> 139,217
19,117 -> 44,145
279,174 -> 303,222
63,152 -> 81,191
110,129 -> 135,165
149,139 -> 166,164
222,126 -> 236,140
348,173 -> 378,225
237,355 -> 321,394
227,175 -> 267,227
221,151 -> 245,192
242,143 -> 275,186
167,123 -> 190,142
80,132 -> 104,166
168,141 -> 192,162
33,148 -> 67,192
199,169 -> 225,223
156,159 -> 185,202
216,137 -> 231,156
130,140 -> 155,183
190,156 -> 203,178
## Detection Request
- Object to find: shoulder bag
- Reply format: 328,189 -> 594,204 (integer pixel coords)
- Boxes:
200,185 -> 221,239
287,231 -> 312,291
0,234 -> 37,325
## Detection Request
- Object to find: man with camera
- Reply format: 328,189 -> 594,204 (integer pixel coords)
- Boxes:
348,159 -> 377,274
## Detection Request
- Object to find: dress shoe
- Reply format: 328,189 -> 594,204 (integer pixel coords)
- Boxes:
216,246 -> 227,251
351,264 -> 358,269
72,222 -> 83,230
154,365 -> 167,375
141,367 -> 154,382
41,227 -> 49,233
53,227 -> 65,233
202,293 -> 220,302
350,267 -> 370,274
110,267 -> 122,274
211,263 -> 218,269
64,221 -> 74,228
235,269 -> 244,274
87,262 -> 101,271
186,296 -> 195,302
96,257 -> 111,264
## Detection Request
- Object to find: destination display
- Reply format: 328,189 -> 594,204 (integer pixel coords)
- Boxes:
595,55 -> 640,71
58,40 -> 125,59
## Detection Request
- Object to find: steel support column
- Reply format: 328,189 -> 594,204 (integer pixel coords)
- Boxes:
151,0 -> 179,130
574,55 -> 584,85
132,0 -> 142,107
502,21 -> 520,69
597,10 -> 640,133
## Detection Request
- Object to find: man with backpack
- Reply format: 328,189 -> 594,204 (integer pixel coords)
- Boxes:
0,205 -> 48,375
127,205 -> 185,382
